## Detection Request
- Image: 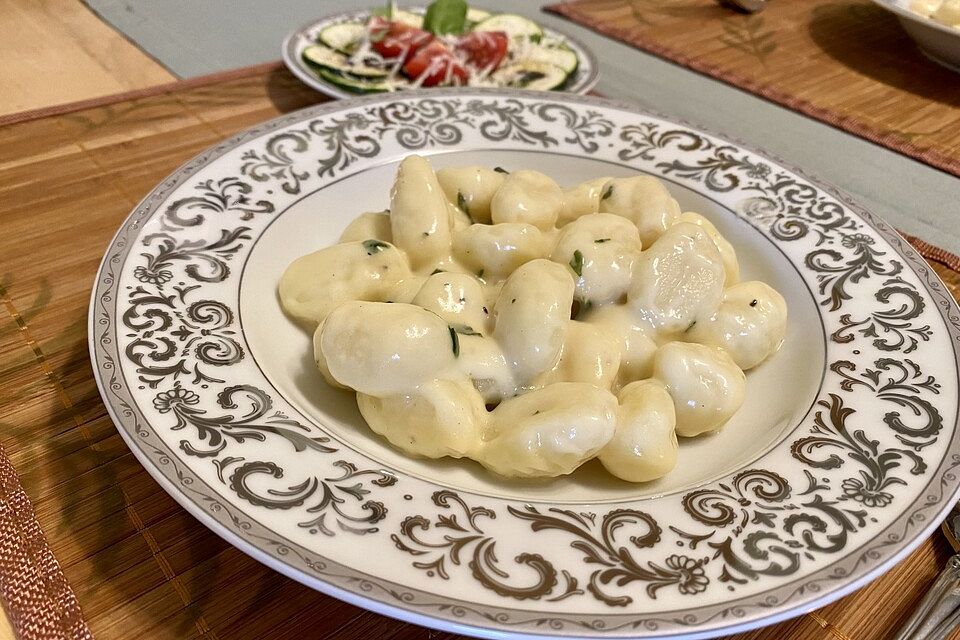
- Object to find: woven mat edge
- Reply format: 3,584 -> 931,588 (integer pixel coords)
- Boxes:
543,1 -> 960,180
0,444 -> 92,640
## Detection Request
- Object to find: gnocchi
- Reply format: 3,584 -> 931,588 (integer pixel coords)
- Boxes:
279,156 -> 788,482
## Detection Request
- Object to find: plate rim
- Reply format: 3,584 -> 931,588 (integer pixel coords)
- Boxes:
279,6 -> 601,99
88,87 -> 960,638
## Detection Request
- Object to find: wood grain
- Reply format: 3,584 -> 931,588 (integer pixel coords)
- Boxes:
0,0 -> 175,117
546,0 -> 960,179
0,65 -> 959,640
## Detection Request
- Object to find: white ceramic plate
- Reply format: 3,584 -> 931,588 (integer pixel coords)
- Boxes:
281,8 -> 599,99
90,89 -> 960,638
873,0 -> 960,71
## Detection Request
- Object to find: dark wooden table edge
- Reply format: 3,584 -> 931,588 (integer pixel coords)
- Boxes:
0,60 -> 286,128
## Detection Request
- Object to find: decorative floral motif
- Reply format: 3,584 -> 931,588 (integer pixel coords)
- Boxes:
663,555 -> 710,595
225,459 -> 396,535
122,286 -> 244,388
164,177 -> 274,228
841,478 -> 893,508
806,233 -> 903,310
153,387 -> 200,412
529,103 -> 615,153
139,227 -> 251,284
240,130 -> 312,195
832,278 -> 931,353
829,358 -> 942,449
159,384 -> 335,458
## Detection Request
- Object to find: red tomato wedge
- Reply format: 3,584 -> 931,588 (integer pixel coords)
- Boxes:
368,16 -> 433,62
402,40 -> 469,87
456,31 -> 509,72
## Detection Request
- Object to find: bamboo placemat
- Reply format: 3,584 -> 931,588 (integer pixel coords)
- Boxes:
2,63 -> 960,640
545,0 -> 960,179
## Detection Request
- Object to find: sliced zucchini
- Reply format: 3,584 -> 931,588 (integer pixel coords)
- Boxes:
316,67 -> 392,94
466,8 -> 491,23
523,42 -> 578,75
302,45 -> 388,79
392,9 -> 424,28
472,13 -> 543,38
491,61 -> 568,91
317,22 -> 366,54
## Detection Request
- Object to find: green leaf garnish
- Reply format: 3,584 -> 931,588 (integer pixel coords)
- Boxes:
362,239 -> 390,255
457,191 -> 472,221
573,297 -> 592,320
595,238 -> 611,243
569,249 -> 584,277
451,323 -> 481,336
448,325 -> 460,357
528,33 -> 543,44
423,0 -> 467,34
493,166 -> 509,174
601,184 -> 614,200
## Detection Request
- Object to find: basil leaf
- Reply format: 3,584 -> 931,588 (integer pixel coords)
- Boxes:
423,0 -> 467,34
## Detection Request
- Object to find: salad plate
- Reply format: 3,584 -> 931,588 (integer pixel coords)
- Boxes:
281,4 -> 599,98
90,89 -> 960,638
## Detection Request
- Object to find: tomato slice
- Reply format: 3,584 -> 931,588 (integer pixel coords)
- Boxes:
402,40 -> 470,87
456,31 -> 509,72
368,16 -> 433,62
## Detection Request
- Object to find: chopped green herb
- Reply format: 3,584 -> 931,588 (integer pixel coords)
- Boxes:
569,249 -> 584,277
423,0 -> 467,34
451,323 -> 481,336
457,191 -> 472,221
750,299 -> 758,307
573,298 -> 593,320
362,239 -> 390,255
493,166 -> 509,174
448,325 -> 460,357
601,184 -> 614,200
529,33 -> 543,44
595,238 -> 611,243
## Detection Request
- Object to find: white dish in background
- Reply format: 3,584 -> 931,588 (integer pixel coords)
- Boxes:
90,89 -> 960,638
873,0 -> 960,71
281,7 -> 599,99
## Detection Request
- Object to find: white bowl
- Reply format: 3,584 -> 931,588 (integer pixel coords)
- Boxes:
873,0 -> 960,71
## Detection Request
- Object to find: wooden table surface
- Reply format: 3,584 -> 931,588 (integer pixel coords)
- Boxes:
2,3 -> 960,640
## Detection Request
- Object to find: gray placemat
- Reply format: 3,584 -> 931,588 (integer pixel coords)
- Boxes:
84,0 -> 960,252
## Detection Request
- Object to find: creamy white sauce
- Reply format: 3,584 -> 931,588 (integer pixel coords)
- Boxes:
278,156 -> 788,482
